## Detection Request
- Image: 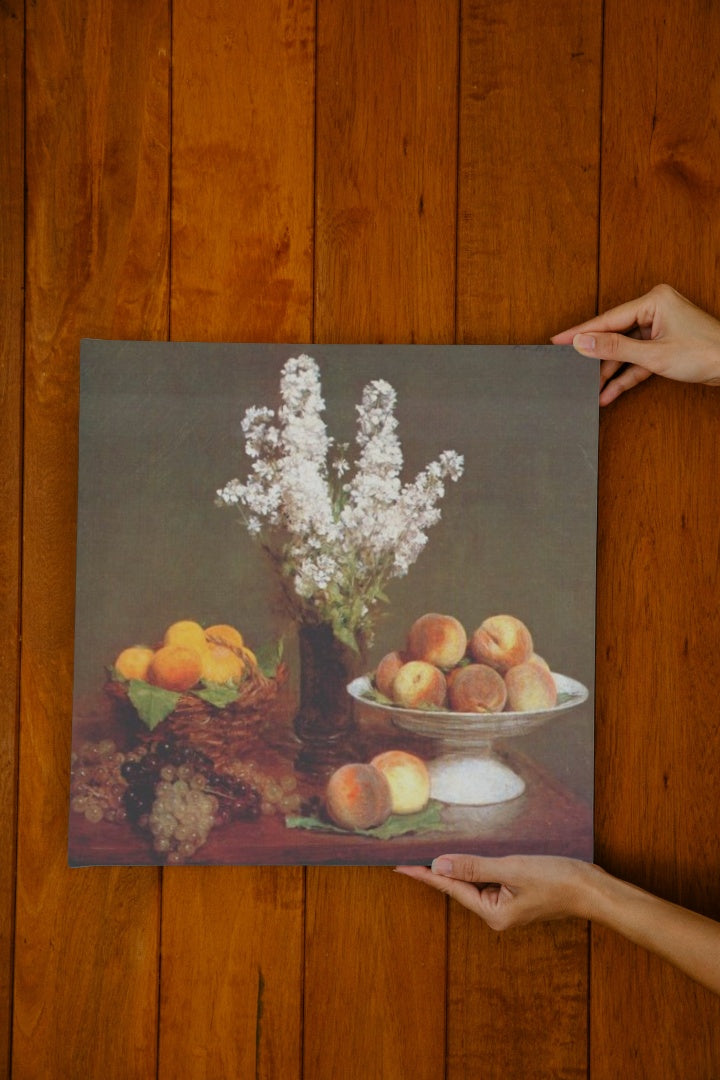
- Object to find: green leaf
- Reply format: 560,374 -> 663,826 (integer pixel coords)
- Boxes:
255,638 -> 284,678
331,622 -> 360,653
194,683 -> 240,708
127,680 -> 181,731
325,582 -> 342,605
285,800 -> 447,840
362,687 -> 394,706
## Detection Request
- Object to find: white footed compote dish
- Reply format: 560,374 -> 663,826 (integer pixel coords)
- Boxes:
347,673 -> 589,806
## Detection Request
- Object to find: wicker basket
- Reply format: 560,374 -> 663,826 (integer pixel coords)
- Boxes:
106,655 -> 289,766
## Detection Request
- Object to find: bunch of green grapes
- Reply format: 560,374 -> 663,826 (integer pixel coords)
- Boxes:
121,739 -> 265,863
70,739 -> 128,823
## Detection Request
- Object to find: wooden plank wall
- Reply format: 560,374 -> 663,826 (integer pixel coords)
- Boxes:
3,1 -> 719,1076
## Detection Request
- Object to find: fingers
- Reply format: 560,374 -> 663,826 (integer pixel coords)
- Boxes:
571,330 -> 666,374
551,289 -> 663,343
394,865 -> 487,916
396,862 -> 519,928
599,358 -> 623,387
431,853 -> 514,884
599,364 -> 653,406
394,865 -> 434,883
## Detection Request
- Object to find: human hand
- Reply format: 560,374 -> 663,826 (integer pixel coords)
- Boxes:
395,854 -> 600,930
397,853 -> 720,993
551,283 -> 720,405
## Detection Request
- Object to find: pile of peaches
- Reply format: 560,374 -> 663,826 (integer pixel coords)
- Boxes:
325,750 -> 431,831
113,619 -> 255,692
373,612 -> 558,714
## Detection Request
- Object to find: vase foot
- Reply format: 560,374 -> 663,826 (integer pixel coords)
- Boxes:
294,744 -> 354,778
293,725 -> 365,778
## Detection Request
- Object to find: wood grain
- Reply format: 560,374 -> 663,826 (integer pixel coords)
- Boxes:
14,1 -> 170,1076
8,0 -> 720,1072
306,3 -> 458,1077
0,2 -> 24,1074
594,8 -> 720,1067
314,0 -> 458,347
457,0 -> 603,344
171,0 -> 315,343
161,2 -> 314,1076
449,2 -> 602,1075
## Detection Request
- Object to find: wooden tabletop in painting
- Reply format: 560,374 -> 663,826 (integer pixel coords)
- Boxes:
69,693 -> 592,868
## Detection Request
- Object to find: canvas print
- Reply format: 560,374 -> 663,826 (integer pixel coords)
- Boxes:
69,341 -> 597,866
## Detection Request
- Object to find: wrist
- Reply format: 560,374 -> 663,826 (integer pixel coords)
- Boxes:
575,862 -> 662,930
569,861 -> 626,922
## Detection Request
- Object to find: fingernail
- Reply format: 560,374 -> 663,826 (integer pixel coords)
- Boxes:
574,333 -> 596,351
432,858 -> 453,875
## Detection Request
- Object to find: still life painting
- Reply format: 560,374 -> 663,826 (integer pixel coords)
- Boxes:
69,341 -> 598,867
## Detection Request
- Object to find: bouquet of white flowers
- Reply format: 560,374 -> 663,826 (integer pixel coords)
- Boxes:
217,354 -> 464,654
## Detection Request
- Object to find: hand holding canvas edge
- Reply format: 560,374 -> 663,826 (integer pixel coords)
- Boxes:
396,854 -> 720,996
551,283 -> 720,405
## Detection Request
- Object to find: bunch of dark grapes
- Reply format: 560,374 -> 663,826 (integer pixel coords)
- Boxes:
121,739 -> 264,863
72,736 -> 303,864
219,759 -> 302,818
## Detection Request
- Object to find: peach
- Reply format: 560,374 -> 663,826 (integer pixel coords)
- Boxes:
505,662 -> 557,712
325,763 -> 393,830
163,620 -> 208,656
391,660 -> 447,709
205,623 -> 244,650
200,642 -> 246,685
469,614 -> 533,673
114,645 -> 155,682
374,650 -> 406,698
448,663 -> 507,714
406,613 -> 468,669
147,645 -> 204,692
528,652 -> 551,672
370,750 -> 430,814
445,664 -> 464,691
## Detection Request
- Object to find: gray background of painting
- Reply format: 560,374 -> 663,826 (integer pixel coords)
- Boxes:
74,341 -> 598,802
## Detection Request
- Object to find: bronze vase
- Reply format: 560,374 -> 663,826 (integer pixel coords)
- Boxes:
293,621 -> 366,774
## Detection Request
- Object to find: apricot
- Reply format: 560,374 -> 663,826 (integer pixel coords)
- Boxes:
374,650 -> 406,698
163,620 -> 209,656
147,645 -> 204,692
200,642 -> 246,685
370,751 -> 430,814
505,662 -> 557,712
242,647 -> 258,669
205,623 -> 244,650
392,660 -> 447,709
406,613 -> 467,669
448,663 -> 507,713
325,763 -> 393,830
469,614 -> 533,673
114,645 -> 155,682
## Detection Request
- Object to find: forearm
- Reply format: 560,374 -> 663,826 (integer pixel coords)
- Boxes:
580,864 -> 720,995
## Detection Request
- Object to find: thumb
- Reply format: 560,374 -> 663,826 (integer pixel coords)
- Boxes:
431,854 -> 508,883
573,331 -> 664,373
